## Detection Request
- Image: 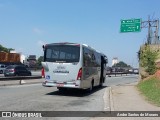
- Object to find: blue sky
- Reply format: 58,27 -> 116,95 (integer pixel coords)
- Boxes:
0,0 -> 160,67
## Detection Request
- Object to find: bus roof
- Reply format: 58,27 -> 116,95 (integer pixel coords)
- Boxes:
45,42 -> 80,46
44,42 -> 107,57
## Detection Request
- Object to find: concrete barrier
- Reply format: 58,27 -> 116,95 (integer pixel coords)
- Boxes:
0,76 -> 42,81
0,76 -> 44,86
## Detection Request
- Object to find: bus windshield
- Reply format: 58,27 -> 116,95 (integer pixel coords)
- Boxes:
44,45 -> 80,63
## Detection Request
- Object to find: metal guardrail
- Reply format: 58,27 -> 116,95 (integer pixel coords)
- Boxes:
106,72 -> 139,76
0,72 -> 138,81
0,76 -> 42,81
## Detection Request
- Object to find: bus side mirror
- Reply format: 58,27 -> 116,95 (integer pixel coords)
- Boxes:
104,59 -> 108,64
42,45 -> 45,51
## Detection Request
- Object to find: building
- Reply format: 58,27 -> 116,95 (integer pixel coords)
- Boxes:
112,57 -> 119,66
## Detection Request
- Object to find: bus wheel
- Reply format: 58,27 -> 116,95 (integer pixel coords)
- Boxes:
88,81 -> 94,92
99,77 -> 104,87
57,87 -> 66,92
99,83 -> 103,87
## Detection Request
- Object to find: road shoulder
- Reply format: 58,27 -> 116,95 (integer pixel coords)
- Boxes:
111,84 -> 160,111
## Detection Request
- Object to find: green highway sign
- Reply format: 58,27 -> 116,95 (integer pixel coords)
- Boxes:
120,19 -> 141,33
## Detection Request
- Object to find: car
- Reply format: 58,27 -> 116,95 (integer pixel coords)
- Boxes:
0,64 -> 6,74
133,69 -> 139,74
4,65 -> 32,77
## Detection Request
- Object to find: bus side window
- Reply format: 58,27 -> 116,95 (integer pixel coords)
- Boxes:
46,49 -> 52,58
84,53 -> 89,67
91,53 -> 95,61
83,48 -> 90,67
94,52 -> 101,67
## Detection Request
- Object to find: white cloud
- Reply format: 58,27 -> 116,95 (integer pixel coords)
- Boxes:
33,28 -> 44,34
17,48 -> 24,53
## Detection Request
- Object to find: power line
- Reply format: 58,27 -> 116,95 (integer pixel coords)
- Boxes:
141,16 -> 159,44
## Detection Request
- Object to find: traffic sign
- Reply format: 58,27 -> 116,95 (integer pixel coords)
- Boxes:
120,19 -> 141,33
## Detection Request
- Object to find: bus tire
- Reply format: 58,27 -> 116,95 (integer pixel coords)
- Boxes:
99,77 -> 104,87
88,80 -> 94,92
57,87 -> 66,92
99,82 -> 103,87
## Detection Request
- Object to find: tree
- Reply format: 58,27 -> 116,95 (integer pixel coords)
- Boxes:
0,44 -> 14,52
37,56 -> 44,66
0,44 -> 9,52
113,61 -> 131,68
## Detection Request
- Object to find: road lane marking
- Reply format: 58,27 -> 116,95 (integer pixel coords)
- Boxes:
103,87 -> 110,111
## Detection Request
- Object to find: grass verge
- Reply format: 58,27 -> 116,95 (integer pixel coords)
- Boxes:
137,77 -> 160,106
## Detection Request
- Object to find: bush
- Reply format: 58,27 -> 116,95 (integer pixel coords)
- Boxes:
140,45 -> 158,75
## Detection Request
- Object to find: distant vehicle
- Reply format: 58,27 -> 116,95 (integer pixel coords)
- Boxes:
0,64 -> 6,74
128,69 -> 133,73
26,55 -> 37,68
0,51 -> 21,64
133,69 -> 139,74
4,65 -> 32,77
42,42 -> 108,92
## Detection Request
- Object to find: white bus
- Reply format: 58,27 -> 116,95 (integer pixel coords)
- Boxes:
42,42 -> 108,92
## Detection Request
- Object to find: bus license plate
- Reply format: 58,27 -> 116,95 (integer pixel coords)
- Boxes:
57,84 -> 64,87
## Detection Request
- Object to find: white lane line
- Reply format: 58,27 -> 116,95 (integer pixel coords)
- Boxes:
103,87 -> 110,111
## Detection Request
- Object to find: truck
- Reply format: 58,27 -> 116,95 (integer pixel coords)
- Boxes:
0,51 -> 21,66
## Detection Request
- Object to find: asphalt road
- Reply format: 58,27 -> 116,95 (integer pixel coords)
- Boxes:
105,74 -> 139,86
0,74 -> 139,120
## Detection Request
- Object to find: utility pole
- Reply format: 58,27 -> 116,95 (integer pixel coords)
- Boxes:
141,16 -> 159,44
155,19 -> 159,44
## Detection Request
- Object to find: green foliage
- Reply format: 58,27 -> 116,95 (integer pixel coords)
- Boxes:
137,77 -> 160,106
0,44 -> 14,53
37,56 -> 44,66
139,45 -> 158,75
0,44 -> 9,52
113,61 -> 131,67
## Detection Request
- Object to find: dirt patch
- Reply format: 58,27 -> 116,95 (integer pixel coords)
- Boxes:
155,70 -> 160,80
